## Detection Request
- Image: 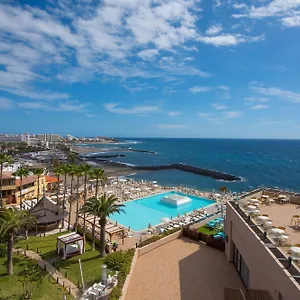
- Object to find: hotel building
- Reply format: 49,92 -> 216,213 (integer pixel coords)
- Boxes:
1,171 -> 54,205
225,190 -> 300,300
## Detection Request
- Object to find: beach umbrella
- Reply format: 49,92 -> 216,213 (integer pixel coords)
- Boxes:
161,217 -> 170,223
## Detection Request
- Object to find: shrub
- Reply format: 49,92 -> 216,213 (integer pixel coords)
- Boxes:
108,248 -> 135,300
138,227 -> 181,248
109,287 -> 122,300
104,251 -> 128,271
0,243 -> 6,257
77,225 -> 101,249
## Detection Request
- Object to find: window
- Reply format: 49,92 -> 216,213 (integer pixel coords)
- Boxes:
232,243 -> 250,288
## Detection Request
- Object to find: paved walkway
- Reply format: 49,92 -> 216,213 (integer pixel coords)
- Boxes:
14,248 -> 80,299
125,238 -> 243,300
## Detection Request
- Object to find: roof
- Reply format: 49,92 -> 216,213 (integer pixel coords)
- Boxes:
30,195 -> 68,224
1,171 -> 14,179
46,175 -> 62,184
57,232 -> 83,244
15,175 -> 38,187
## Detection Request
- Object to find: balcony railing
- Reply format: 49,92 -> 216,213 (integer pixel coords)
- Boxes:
229,201 -> 300,286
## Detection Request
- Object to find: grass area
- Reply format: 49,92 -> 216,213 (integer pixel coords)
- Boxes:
0,255 -> 73,300
15,232 -> 112,289
197,225 -> 220,235
56,242 -> 110,288
15,232 -> 66,261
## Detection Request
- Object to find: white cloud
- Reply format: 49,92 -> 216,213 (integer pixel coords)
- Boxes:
252,86 -> 300,103
244,97 -> 270,102
0,97 -> 12,109
232,1 -> 300,28
156,124 -> 189,129
251,104 -> 269,110
282,15 -> 300,27
198,34 -> 264,46
17,100 -> 88,112
188,85 -> 230,93
138,49 -> 159,60
189,86 -> 212,93
222,111 -> 242,119
167,111 -> 181,116
1,88 -> 69,100
212,103 -> 227,110
104,103 -> 161,114
198,111 -> 242,123
206,24 -> 223,35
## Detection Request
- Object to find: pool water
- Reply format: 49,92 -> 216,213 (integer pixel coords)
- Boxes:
109,191 -> 215,231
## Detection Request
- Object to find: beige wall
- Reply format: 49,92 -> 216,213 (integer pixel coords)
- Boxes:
225,202 -> 300,300
137,230 -> 183,257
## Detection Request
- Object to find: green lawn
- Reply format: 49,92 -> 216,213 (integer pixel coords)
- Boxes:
56,242 -> 109,288
15,232 -> 66,261
0,255 -> 73,300
15,232 -> 111,289
197,225 -> 219,235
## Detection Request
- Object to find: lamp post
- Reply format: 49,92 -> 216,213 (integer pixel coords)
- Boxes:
102,264 -> 107,286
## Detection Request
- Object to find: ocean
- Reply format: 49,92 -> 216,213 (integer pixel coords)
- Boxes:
80,138 -> 300,193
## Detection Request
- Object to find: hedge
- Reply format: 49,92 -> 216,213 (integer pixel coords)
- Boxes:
107,248 -> 135,300
138,227 -> 182,248
76,225 -> 101,249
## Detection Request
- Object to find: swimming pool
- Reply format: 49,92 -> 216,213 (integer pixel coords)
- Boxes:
109,191 -> 215,231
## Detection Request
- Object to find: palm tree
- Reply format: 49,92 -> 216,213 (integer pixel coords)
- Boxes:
74,165 -> 84,232
13,166 -> 30,210
67,164 -> 77,231
23,211 -> 37,240
61,164 -> 71,229
0,207 -> 37,275
32,168 -> 44,202
89,168 -> 107,249
219,186 -> 227,194
0,153 -> 13,207
80,194 -> 124,257
80,164 -> 92,245
53,165 -> 64,214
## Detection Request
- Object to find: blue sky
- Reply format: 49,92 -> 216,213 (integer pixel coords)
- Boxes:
1,0 -> 300,139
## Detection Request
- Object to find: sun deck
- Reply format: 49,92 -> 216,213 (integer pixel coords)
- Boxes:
125,238 -> 243,300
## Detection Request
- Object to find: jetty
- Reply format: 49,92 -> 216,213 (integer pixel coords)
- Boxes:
85,158 -> 241,181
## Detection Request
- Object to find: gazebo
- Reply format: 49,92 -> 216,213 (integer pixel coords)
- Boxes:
30,195 -> 68,231
56,232 -> 84,259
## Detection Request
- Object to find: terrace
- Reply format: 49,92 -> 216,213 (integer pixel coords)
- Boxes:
227,195 -> 300,298
125,238 -> 243,300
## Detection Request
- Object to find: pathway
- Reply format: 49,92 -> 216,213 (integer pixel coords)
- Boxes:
13,248 -> 81,299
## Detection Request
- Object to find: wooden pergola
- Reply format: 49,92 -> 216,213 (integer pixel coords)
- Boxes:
79,214 -> 123,241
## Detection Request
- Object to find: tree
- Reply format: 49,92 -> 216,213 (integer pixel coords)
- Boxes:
19,262 -> 41,299
0,153 -> 13,207
23,211 -> 37,240
74,165 -> 84,232
53,165 -> 64,214
219,186 -> 227,194
13,166 -> 30,210
0,208 -> 37,275
32,168 -> 44,203
67,164 -> 77,231
89,168 -> 107,250
61,164 -> 71,228
80,164 -> 92,248
80,194 -> 124,257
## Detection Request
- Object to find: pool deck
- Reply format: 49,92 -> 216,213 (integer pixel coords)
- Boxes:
109,190 -> 216,232
125,238 -> 243,300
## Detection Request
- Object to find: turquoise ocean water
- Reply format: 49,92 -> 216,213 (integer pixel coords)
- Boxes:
81,138 -> 300,193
